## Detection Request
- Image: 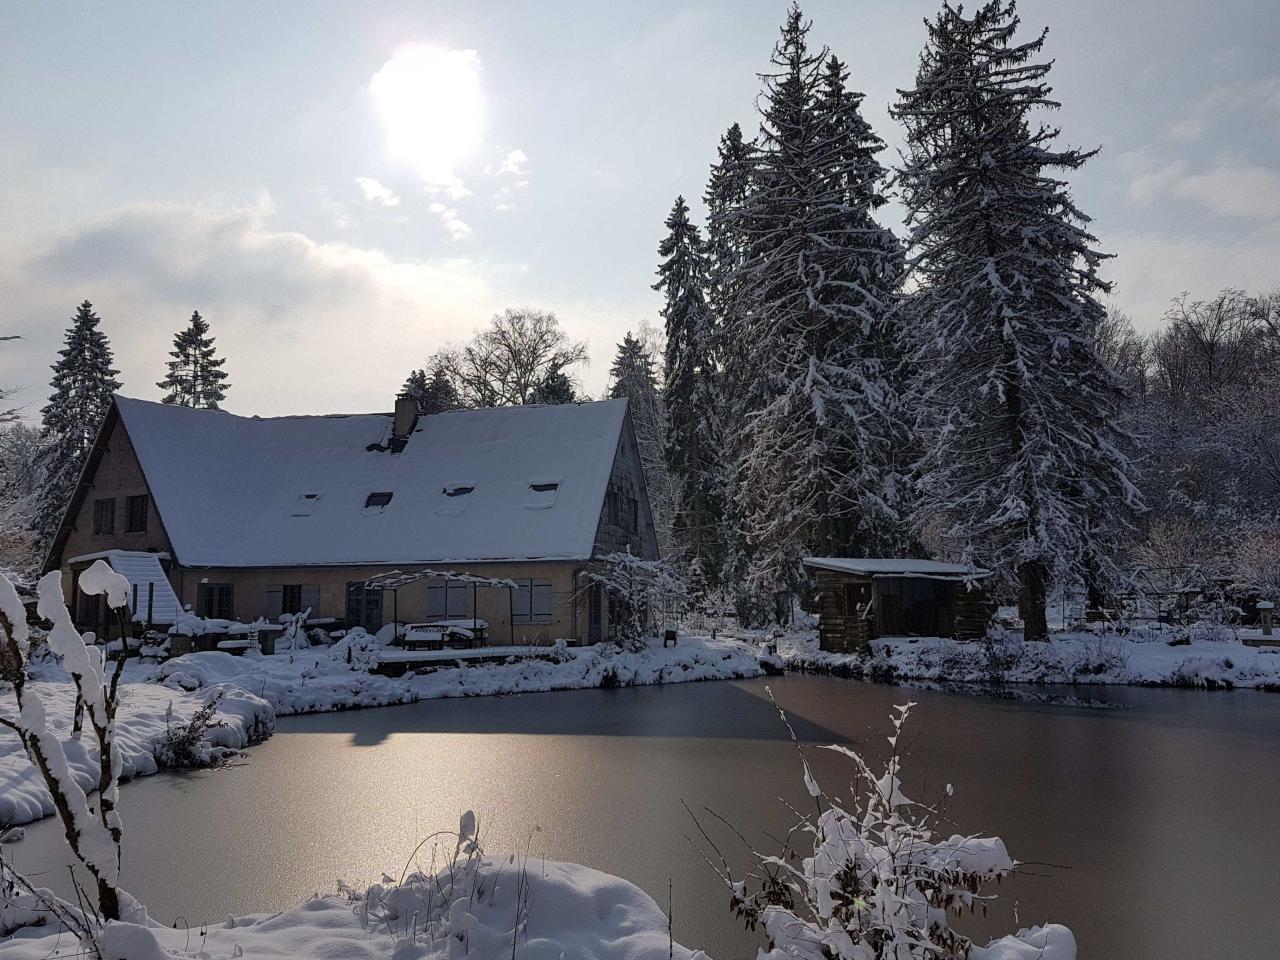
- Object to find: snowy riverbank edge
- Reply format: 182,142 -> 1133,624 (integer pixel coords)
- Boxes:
0,681 -> 273,829
777,630 -> 1280,691
1,637 -> 761,830
154,634 -> 764,716
0,850 -> 1074,960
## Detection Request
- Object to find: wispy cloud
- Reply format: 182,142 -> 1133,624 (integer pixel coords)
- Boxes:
355,176 -> 400,207
428,201 -> 473,240
0,198 -> 497,416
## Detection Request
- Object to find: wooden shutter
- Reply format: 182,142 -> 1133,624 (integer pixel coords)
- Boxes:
265,585 -> 283,618
532,582 -> 552,622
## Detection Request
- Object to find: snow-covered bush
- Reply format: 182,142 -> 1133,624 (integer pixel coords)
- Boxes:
1065,637 -> 1129,678
1234,529 -> 1280,603
340,810 -> 539,953
328,628 -> 381,669
699,698 -> 1075,959
153,693 -> 240,770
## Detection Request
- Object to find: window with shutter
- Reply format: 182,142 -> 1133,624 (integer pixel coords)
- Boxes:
512,580 -> 552,624
427,582 -> 469,618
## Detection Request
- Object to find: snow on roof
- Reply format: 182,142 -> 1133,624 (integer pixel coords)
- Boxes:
114,395 -> 628,568
803,557 -> 992,580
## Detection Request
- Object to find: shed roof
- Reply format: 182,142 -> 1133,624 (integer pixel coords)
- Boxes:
112,395 -> 627,568
803,557 -> 992,580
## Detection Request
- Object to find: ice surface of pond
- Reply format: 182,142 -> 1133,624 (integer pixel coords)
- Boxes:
10,676 -> 1280,957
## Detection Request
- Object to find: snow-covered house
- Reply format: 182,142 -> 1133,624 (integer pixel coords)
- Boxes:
46,395 -> 659,644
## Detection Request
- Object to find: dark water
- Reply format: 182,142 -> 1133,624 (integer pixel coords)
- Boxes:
9,677 -> 1280,957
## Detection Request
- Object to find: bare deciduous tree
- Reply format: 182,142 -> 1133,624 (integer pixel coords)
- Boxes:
429,308 -> 589,408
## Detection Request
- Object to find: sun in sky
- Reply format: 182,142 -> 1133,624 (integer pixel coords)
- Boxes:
369,44 -> 485,192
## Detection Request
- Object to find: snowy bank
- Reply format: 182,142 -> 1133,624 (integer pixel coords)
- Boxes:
0,680 -> 272,828
2,852 -> 711,959
155,634 -> 763,717
778,630 -> 1280,690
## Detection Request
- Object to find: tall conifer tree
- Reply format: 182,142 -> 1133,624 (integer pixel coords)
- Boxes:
157,311 -> 229,408
893,1 -> 1140,639
729,5 -> 905,606
34,301 -> 121,544
655,196 -> 724,587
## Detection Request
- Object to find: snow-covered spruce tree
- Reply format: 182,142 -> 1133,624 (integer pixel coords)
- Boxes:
33,302 -> 121,547
729,6 -> 906,604
530,365 -> 577,404
156,310 -> 229,408
403,360 -> 460,414
892,1 -> 1140,640
609,331 -> 675,557
656,196 -> 726,590
704,121 -> 754,384
703,123 -> 757,613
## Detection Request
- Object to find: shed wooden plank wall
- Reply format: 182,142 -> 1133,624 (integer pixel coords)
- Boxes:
814,569 -> 875,653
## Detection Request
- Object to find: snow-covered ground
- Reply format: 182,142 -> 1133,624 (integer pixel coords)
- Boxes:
0,679 -> 272,828
155,634 -> 763,716
1,852 -> 712,959
778,629 -> 1280,690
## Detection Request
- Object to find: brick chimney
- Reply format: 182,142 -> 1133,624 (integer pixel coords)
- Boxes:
392,393 -> 418,447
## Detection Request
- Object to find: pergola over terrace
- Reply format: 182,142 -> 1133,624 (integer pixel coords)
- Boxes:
359,569 -> 520,644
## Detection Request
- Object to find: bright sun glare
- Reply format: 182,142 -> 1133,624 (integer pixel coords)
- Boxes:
369,44 -> 484,190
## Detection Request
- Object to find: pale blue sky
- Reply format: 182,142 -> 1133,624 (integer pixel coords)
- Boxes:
4,0 -> 1278,417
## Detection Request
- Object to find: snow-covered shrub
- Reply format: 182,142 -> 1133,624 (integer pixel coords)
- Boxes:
1066,637 -> 1129,678
1234,529 -> 1280,602
153,693 -> 240,770
700,698 -> 1076,959
342,810 -> 536,952
328,628 -> 380,669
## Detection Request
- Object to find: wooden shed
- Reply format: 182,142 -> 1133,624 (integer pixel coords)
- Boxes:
803,557 -> 994,653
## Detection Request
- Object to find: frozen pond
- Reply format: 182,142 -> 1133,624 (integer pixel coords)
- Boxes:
10,676 -> 1280,957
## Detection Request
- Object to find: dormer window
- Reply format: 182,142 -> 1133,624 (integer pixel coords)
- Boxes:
524,479 -> 560,510
363,491 -> 393,515
435,482 -> 474,516
291,492 -> 321,517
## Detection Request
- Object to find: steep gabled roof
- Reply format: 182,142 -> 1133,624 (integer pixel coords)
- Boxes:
109,395 -> 627,568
